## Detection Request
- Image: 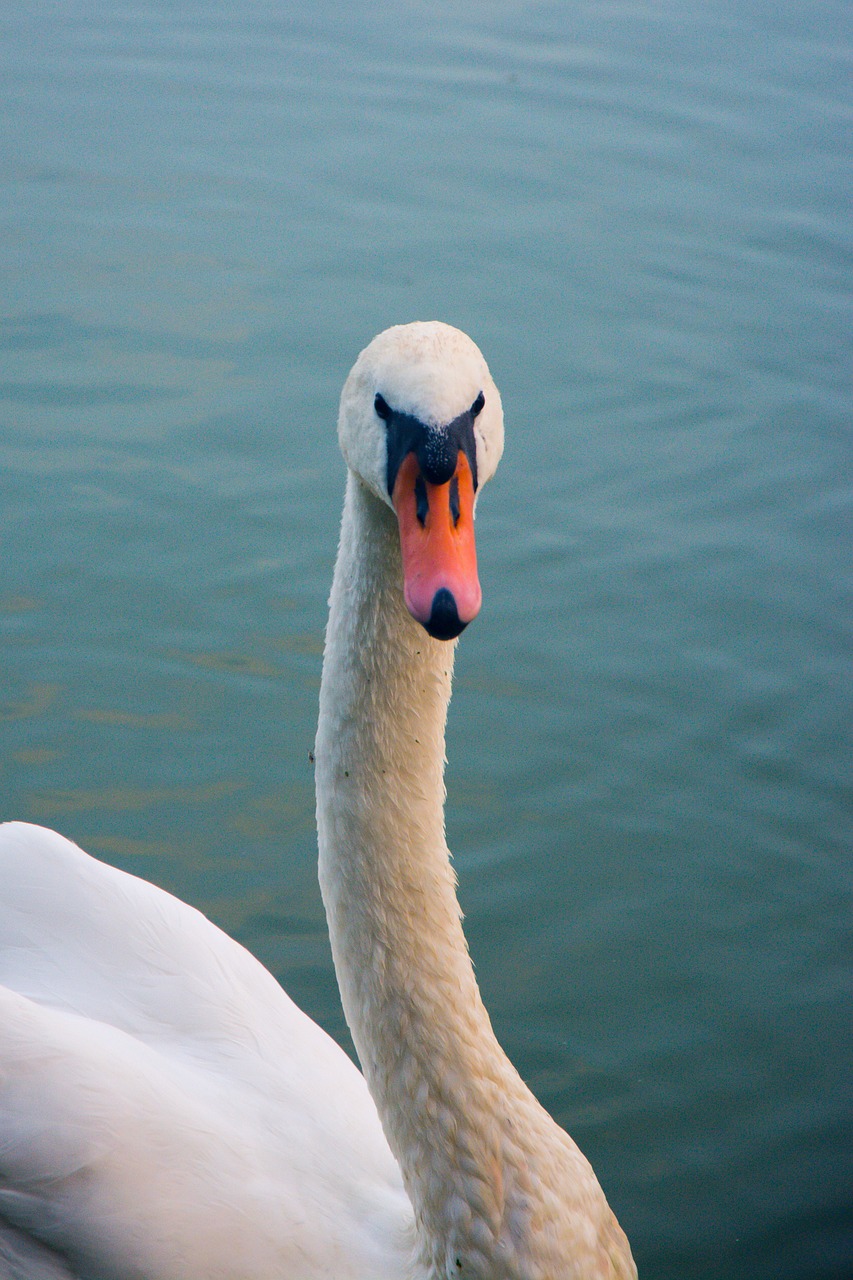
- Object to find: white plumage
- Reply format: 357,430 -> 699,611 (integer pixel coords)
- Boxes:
0,323 -> 636,1279
0,823 -> 410,1279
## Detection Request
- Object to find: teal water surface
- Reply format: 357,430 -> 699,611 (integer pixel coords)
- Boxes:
1,2 -> 851,1277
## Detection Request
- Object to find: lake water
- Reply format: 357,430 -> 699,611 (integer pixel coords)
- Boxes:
1,2 -> 850,1276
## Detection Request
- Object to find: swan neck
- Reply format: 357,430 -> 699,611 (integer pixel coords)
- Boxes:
315,475 -> 514,1269
314,474 -> 635,1279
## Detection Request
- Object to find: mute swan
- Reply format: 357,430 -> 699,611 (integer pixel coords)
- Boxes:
0,323 -> 636,1279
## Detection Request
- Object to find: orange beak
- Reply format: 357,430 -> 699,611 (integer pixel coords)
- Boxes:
392,450 -> 481,640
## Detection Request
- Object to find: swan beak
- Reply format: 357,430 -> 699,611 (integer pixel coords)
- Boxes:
392,450 -> 481,641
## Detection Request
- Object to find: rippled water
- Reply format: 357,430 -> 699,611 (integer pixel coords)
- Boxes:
1,2 -> 851,1276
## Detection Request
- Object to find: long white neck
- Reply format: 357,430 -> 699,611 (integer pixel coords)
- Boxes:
315,475 -> 635,1280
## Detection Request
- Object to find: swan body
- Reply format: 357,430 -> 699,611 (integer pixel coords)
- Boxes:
0,823 -> 411,1280
0,323 -> 636,1279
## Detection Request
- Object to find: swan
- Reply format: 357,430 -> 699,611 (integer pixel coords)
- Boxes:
0,322 -> 637,1280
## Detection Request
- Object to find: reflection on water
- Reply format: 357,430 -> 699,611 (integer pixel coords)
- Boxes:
78,707 -> 193,728
0,683 -> 60,721
1,2 -> 850,1277
175,649 -> 285,677
28,779 -> 247,817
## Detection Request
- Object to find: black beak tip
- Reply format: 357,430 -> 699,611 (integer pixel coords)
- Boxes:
423,588 -> 468,641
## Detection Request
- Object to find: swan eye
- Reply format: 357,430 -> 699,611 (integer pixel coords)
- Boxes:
374,393 -> 392,421
470,391 -> 485,419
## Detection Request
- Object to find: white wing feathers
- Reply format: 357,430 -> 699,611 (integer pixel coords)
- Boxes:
0,823 -> 412,1280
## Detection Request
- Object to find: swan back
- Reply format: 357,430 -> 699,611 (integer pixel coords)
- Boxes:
0,822 -> 414,1280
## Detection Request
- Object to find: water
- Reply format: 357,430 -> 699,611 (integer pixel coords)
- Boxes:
1,2 -> 850,1275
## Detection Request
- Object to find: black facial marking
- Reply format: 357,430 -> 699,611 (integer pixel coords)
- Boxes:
415,475 -> 429,527
382,391 -> 483,498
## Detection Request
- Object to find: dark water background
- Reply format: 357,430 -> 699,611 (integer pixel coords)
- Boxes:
2,2 -> 851,1276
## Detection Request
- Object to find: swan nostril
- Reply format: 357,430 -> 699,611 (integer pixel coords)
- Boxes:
449,475 -> 460,526
423,588 -> 466,641
415,475 -> 429,527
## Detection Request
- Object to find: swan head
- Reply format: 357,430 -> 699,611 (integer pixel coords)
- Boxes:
338,322 -> 504,640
